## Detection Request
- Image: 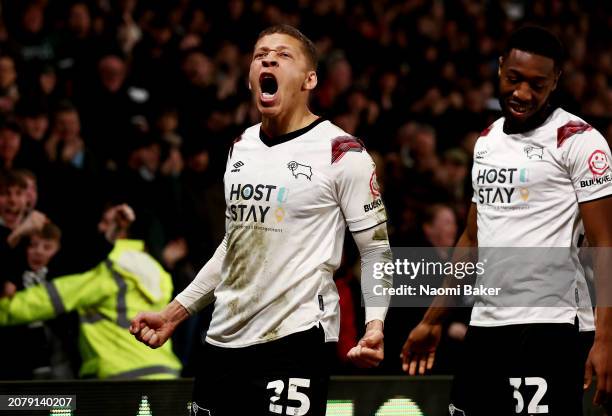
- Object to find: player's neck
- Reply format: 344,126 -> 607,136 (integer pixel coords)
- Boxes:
261,110 -> 319,138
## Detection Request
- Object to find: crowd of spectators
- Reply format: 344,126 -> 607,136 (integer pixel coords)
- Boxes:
0,0 -> 610,378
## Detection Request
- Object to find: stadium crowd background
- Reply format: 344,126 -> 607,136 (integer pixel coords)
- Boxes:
0,0 -> 611,379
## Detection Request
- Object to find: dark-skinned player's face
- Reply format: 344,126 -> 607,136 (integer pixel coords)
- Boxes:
498,49 -> 559,127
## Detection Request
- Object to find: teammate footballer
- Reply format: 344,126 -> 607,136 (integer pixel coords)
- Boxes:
130,25 -> 392,415
402,26 -> 612,415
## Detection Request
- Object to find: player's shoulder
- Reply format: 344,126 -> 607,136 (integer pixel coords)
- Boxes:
476,117 -> 504,140
319,121 -> 368,165
551,108 -> 604,149
472,118 -> 504,155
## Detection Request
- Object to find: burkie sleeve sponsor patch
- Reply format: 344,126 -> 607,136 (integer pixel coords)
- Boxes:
564,125 -> 612,202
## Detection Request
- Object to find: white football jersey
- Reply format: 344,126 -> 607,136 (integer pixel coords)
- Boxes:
470,107 -> 612,330
205,119 -> 387,347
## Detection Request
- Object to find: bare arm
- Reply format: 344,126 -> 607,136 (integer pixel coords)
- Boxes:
422,202 -> 478,325
401,203 -> 477,374
580,196 -> 612,407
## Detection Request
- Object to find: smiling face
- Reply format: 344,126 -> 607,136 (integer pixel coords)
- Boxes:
248,33 -> 317,119
589,150 -> 609,176
499,49 -> 559,130
1,185 -> 27,229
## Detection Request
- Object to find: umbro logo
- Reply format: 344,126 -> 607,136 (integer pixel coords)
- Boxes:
231,161 -> 244,172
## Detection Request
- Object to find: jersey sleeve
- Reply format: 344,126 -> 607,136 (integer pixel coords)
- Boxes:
334,148 -> 387,232
564,128 -> 612,203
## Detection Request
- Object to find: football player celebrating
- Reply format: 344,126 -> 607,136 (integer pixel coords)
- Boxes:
402,26 -> 612,416
131,25 -> 392,416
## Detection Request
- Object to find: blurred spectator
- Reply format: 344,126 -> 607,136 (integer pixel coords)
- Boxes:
44,102 -> 96,170
315,53 -> 352,112
39,103 -> 109,274
14,102 -> 49,173
0,55 -> 19,114
1,115 -> 47,174
0,118 -> 21,170
417,204 -> 470,373
172,49 -> 217,140
26,222 -> 61,277
16,100 -> 48,142
439,148 -> 470,220
153,106 -> 183,148
131,15 -> 179,93
0,222 -> 77,380
14,169 -> 38,213
11,2 -> 54,66
112,133 -> 183,264
113,0 -> 142,56
418,204 -> 458,250
76,53 -> 151,166
55,1 -> 102,96
178,141 -> 224,279
0,172 -> 49,294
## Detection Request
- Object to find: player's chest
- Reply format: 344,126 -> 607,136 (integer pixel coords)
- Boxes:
472,137 -> 568,204
224,146 -> 334,221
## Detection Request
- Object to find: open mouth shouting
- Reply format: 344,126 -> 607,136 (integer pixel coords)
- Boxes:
2,206 -> 21,226
259,72 -> 279,106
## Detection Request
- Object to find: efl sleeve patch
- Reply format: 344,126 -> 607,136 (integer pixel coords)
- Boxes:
564,125 -> 612,202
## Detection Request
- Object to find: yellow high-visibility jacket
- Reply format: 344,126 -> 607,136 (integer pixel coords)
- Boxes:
0,239 -> 182,379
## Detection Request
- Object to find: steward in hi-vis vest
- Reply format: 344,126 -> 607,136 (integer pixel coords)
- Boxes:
0,239 -> 181,379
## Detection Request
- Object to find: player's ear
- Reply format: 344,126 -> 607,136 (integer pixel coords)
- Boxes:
248,81 -> 252,90
303,71 -> 317,91
498,56 -> 504,77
